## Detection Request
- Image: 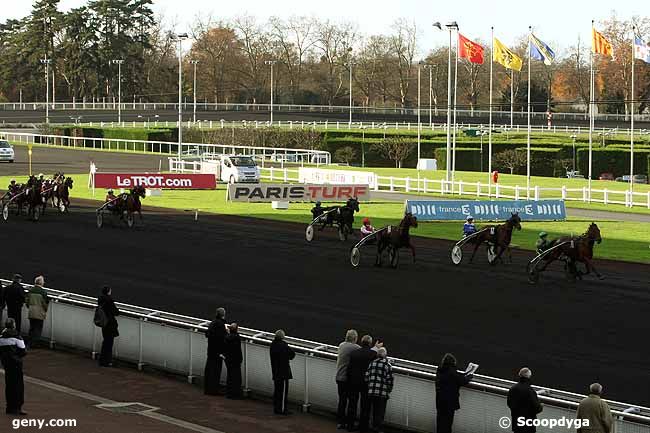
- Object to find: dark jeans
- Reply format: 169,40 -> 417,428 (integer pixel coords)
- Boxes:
337,380 -> 350,424
28,319 -> 44,346
99,329 -> 115,366
273,379 -> 289,414
347,384 -> 371,431
225,361 -> 242,398
369,396 -> 388,431
4,365 -> 25,413
204,356 -> 223,395
436,408 -> 455,433
7,307 -> 23,333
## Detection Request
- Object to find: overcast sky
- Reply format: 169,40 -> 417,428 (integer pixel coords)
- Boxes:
1,0 -> 645,56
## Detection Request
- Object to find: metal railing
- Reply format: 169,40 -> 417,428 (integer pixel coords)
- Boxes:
1,278 -> 649,433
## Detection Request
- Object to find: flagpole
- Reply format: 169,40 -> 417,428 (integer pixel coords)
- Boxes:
451,32 -> 459,193
488,26 -> 494,197
588,20 -> 594,202
630,25 -> 635,206
446,26 -> 453,192
526,26 -> 532,199
510,70 -> 514,130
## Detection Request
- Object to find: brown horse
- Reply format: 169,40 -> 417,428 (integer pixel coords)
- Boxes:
375,212 -> 418,268
533,223 -> 603,280
113,185 -> 146,225
469,213 -> 522,265
54,177 -> 73,211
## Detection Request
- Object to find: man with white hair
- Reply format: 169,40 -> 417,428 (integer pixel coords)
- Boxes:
25,276 -> 49,348
507,367 -> 543,433
204,307 -> 227,395
364,347 -> 393,433
576,383 -> 613,433
270,329 -> 295,415
336,329 -> 360,429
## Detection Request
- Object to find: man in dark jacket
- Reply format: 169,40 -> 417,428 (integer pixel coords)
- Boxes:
98,286 -> 120,367
204,307 -> 227,395
507,368 -> 543,433
346,334 -> 378,432
4,275 -> 25,333
435,353 -> 473,433
0,318 -> 27,415
270,329 -> 295,415
224,323 -> 243,399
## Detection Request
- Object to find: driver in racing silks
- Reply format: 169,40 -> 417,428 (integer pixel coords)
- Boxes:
311,201 -> 325,220
536,231 -> 551,254
463,215 -> 477,237
7,179 -> 20,197
105,189 -> 118,210
360,217 -> 375,238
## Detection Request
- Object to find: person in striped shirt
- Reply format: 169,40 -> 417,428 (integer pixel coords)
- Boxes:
364,347 -> 393,433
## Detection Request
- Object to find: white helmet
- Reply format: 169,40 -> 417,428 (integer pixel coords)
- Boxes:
466,215 -> 474,221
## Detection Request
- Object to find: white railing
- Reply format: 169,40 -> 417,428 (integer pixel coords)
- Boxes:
1,278 -> 649,433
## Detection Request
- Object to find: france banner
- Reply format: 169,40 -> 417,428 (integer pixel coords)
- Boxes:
405,200 -> 566,221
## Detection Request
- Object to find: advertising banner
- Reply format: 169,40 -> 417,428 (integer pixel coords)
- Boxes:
298,167 -> 377,189
94,173 -> 216,189
405,200 -> 566,221
228,183 -> 370,202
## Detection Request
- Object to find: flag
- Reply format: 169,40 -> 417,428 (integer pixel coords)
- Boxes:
459,33 -> 484,64
635,37 -> 650,64
592,28 -> 612,56
529,34 -> 555,65
493,37 -> 523,71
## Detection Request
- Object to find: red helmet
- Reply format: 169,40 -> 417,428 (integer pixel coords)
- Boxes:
363,217 -> 370,224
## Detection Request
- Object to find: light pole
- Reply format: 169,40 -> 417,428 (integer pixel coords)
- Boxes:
111,59 -> 124,123
347,47 -> 354,127
423,64 -> 435,127
417,61 -> 422,169
571,134 -> 577,172
265,60 -> 277,125
360,126 -> 367,168
40,58 -> 51,124
190,60 -> 199,123
437,21 -> 459,189
174,33 -> 189,158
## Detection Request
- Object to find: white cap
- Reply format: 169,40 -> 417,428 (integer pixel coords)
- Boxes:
466,215 -> 474,221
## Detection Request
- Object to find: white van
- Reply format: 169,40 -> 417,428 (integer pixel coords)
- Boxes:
216,155 -> 260,184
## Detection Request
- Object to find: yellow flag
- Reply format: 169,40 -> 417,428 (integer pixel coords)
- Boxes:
592,28 -> 613,56
493,37 -> 523,71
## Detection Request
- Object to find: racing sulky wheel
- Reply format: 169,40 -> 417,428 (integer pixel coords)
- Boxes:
96,211 -> 103,228
2,204 -> 9,222
350,247 -> 361,267
451,245 -> 463,265
305,225 -> 314,242
526,262 -> 540,284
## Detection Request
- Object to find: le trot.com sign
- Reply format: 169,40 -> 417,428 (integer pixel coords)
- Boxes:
94,173 -> 217,189
405,200 -> 566,221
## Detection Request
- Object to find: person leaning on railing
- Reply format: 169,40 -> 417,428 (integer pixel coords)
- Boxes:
576,383 -> 613,433
435,353 -> 473,433
507,368 -> 543,433
204,307 -> 227,396
270,329 -> 296,415
335,329 -> 360,429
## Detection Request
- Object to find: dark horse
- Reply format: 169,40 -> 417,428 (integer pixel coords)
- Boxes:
24,176 -> 44,220
469,212 -> 522,265
54,177 -> 74,211
533,223 -> 603,281
313,197 -> 360,240
113,185 -> 146,224
375,212 -> 418,268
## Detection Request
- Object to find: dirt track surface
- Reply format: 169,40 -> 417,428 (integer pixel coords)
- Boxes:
1,202 -> 649,406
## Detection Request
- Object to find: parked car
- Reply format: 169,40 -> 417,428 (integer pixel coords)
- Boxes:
0,140 -> 14,163
599,172 -> 615,181
615,175 -> 649,184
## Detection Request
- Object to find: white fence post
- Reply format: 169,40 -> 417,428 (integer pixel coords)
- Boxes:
582,187 -> 587,202
476,181 -> 481,198
458,181 -> 463,196
405,177 -> 410,193
284,168 -> 288,182
562,186 -> 567,200
515,185 -> 519,201
534,186 -> 540,201
604,189 -> 608,205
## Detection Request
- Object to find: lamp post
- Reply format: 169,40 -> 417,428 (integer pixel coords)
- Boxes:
571,134 -> 577,172
40,58 -> 51,124
265,60 -> 277,125
437,21 -> 459,190
423,64 -> 436,127
174,33 -> 189,158
360,126 -> 367,167
111,59 -> 124,123
417,61 -> 423,170
190,60 -> 199,123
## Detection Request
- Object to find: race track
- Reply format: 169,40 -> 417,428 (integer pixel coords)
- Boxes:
1,203 -> 649,405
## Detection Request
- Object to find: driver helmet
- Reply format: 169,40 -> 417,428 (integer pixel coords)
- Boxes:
38,173 -> 44,178
363,217 -> 370,225
539,231 -> 548,238
315,200 -> 321,207
466,215 -> 474,222
108,189 -> 114,194
10,178 -> 16,184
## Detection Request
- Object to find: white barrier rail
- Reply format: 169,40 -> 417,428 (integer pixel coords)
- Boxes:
1,278 -> 649,433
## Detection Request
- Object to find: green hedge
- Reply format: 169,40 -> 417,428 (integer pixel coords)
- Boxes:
514,147 -> 563,177
434,148 -> 484,172
577,148 -> 650,178
49,126 -> 176,152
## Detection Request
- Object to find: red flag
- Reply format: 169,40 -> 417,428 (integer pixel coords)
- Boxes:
458,33 -> 484,64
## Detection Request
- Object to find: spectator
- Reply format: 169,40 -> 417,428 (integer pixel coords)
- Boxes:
0,318 -> 27,415
435,353 -> 473,433
576,383 -> 613,433
507,368 -> 543,433
270,329 -> 295,415
98,286 -> 120,367
346,334 -> 378,432
336,329 -> 360,429
364,347 -> 393,433
25,276 -> 49,348
224,323 -> 243,399
4,274 -> 25,334
204,307 -> 227,396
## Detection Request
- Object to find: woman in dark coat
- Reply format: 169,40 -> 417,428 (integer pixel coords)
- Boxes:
98,286 -> 120,367
224,323 -> 243,399
435,353 -> 473,433
0,318 -> 27,415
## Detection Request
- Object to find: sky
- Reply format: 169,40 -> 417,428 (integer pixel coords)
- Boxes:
0,0 -> 645,56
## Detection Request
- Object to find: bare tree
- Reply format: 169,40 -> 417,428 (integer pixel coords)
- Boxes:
493,149 -> 527,174
334,146 -> 356,164
388,19 -> 417,107
372,136 -> 415,168
232,15 -> 271,104
314,20 -> 356,105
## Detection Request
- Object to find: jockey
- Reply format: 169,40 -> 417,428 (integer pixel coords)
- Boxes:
7,179 -> 20,196
463,215 -> 477,237
360,217 -> 375,238
311,200 -> 324,220
536,231 -> 551,253
105,189 -> 118,207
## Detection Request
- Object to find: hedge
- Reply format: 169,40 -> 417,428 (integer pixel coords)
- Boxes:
434,148 -> 484,172
577,148 -> 650,178
514,147 -> 564,177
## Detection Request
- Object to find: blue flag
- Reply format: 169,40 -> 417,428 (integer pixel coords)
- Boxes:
530,34 -> 555,65
635,37 -> 650,64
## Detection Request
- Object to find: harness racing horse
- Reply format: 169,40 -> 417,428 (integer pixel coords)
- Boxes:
25,177 -> 44,221
469,212 -> 522,265
531,223 -> 603,281
375,212 -> 418,268
312,197 -> 360,240
54,177 -> 73,212
113,185 -> 146,227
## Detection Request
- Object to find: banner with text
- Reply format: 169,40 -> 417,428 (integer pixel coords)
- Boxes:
405,200 -> 566,221
228,183 -> 370,202
298,167 -> 377,189
95,173 -> 217,189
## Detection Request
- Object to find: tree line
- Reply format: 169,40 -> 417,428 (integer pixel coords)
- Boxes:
1,0 -> 649,115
